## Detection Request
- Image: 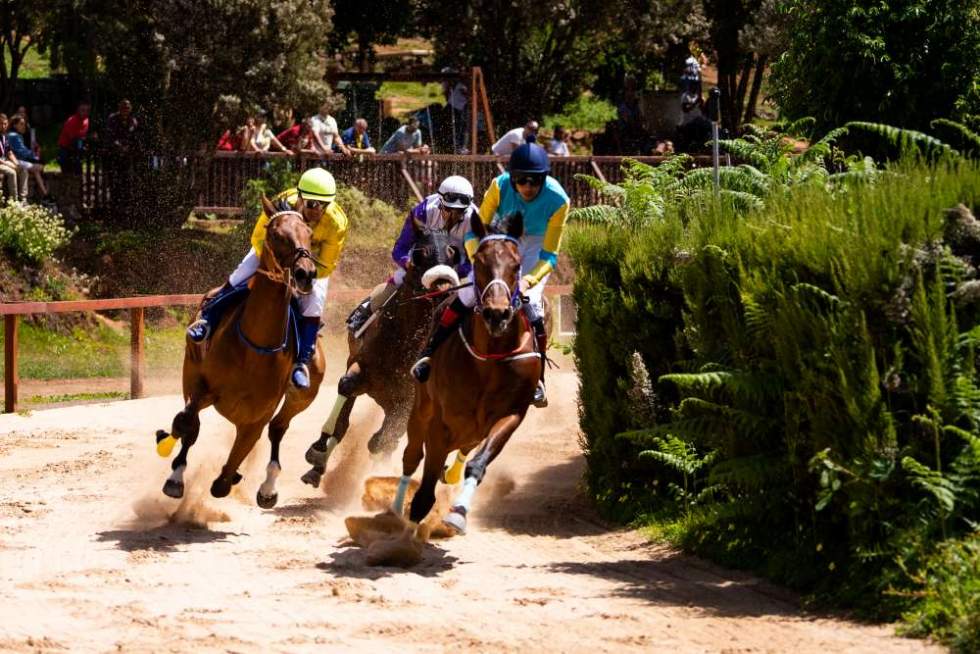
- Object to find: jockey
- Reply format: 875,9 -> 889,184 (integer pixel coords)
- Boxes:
346,175 -> 476,332
411,143 -> 569,407
186,167 -> 348,390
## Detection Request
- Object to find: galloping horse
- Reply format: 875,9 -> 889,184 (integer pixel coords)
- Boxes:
155,197 -> 326,508
393,211 -> 541,534
300,219 -> 461,488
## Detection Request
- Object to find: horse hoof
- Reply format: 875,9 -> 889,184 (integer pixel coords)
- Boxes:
162,479 -> 184,499
442,508 -> 467,535
305,444 -> 327,466
300,468 -> 322,488
210,478 -> 232,498
256,490 -> 278,509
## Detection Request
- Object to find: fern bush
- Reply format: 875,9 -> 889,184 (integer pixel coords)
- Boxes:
0,200 -> 74,264
569,158 -> 980,644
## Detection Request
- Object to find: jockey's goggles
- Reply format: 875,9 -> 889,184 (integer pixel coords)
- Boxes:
512,174 -> 544,188
440,191 -> 472,208
304,198 -> 330,210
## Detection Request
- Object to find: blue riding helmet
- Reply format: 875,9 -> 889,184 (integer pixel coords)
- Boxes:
508,143 -> 550,175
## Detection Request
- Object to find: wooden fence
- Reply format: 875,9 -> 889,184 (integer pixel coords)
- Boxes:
75,152 -> 719,216
0,285 -> 574,414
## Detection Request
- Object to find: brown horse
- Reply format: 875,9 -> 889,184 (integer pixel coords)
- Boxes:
300,221 -> 461,488
155,197 -> 326,508
392,211 -> 541,534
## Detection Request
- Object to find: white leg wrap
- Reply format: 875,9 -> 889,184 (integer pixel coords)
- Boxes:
453,476 -> 479,513
168,465 -> 186,485
259,461 -> 281,497
393,474 -> 412,514
322,395 -> 348,435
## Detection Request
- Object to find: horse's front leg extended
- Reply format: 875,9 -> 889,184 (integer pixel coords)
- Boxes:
257,384 -> 320,508
211,422 -> 264,498
160,393 -> 212,499
443,414 -> 523,535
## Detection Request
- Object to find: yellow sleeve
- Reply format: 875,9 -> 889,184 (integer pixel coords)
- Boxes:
522,200 -> 570,286
466,178 -> 501,259
313,203 -> 348,277
250,211 -> 270,254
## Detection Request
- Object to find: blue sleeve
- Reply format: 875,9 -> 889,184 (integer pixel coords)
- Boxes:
7,133 -> 34,162
392,201 -> 426,267
341,128 -> 353,145
413,129 -> 422,147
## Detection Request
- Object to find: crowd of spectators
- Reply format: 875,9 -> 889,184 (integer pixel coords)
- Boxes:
0,106 -> 53,204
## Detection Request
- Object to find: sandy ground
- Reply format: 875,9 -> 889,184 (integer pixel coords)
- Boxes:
0,353 -> 942,653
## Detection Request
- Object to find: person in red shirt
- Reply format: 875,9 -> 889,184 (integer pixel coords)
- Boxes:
57,101 -> 91,174
276,116 -> 313,152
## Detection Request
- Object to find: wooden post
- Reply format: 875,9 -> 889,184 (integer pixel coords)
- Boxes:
400,162 -> 425,203
476,68 -> 496,145
130,308 -> 145,400
4,315 -> 18,413
470,67 -> 479,154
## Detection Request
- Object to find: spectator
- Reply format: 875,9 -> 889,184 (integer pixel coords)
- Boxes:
676,92 -> 711,152
6,115 -> 49,202
341,118 -> 375,154
310,101 -> 350,157
547,126 -> 570,157
105,100 -> 142,217
249,113 -> 293,154
0,114 -> 24,202
277,117 -> 313,152
442,71 -> 468,152
106,100 -> 140,157
14,106 -> 40,160
216,129 -> 237,151
680,48 -> 703,99
380,117 -> 429,154
653,139 -> 675,155
491,120 -> 538,156
57,101 -> 91,174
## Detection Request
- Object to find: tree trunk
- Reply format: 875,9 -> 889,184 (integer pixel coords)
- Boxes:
744,55 -> 768,123
733,55 -> 754,128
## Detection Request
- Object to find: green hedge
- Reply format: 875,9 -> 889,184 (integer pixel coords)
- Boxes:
569,161 -> 980,649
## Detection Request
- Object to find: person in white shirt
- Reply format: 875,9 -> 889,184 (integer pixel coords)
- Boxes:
310,102 -> 350,156
491,120 -> 538,156
547,125 -> 570,157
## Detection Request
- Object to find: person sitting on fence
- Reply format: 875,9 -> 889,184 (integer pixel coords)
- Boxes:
346,175 -> 476,333
6,115 -> 50,203
491,120 -> 539,156
311,101 -> 351,157
0,114 -> 25,203
380,117 -> 430,154
277,116 -> 314,152
547,126 -> 571,157
57,101 -> 90,174
341,118 -> 375,154
14,107 -> 40,160
248,112 -> 293,154
186,167 -> 348,389
412,143 -> 570,408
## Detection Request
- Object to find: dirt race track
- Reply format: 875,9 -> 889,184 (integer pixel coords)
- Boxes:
0,355 -> 941,653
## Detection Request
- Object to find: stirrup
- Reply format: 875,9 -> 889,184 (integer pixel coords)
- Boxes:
411,356 -> 432,382
291,363 -> 311,389
186,319 -> 211,343
533,381 -> 548,408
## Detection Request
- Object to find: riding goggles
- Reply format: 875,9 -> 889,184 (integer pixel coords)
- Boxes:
512,174 -> 544,188
440,191 -> 472,208
304,198 -> 330,210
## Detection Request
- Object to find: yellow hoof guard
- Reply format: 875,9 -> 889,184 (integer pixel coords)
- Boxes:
155,430 -> 178,458
442,451 -> 466,484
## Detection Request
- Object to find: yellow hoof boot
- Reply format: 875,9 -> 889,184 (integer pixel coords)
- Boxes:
155,431 -> 178,458
442,452 -> 466,485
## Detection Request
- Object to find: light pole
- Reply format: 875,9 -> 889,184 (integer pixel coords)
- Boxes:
707,87 -> 721,196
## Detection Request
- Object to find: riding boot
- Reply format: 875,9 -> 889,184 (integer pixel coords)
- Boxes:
531,318 -> 549,408
291,317 -> 320,389
187,281 -> 241,342
412,297 -> 470,382
347,281 -> 397,333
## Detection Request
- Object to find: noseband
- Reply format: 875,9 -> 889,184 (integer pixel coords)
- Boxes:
474,234 -> 522,311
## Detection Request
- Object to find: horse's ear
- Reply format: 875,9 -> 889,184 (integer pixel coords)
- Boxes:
292,194 -> 303,212
470,210 -> 487,240
506,212 -> 524,240
260,195 -> 277,217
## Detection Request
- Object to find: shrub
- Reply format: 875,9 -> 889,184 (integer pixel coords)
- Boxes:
0,200 -> 73,263
543,94 -> 618,133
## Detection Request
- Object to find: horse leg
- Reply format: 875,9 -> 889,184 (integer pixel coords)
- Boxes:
367,402 -> 408,458
392,401 -> 429,515
301,365 -> 362,487
443,414 -> 522,535
408,442 -> 447,525
161,394 -> 212,499
211,422 -> 264,498
441,447 -> 471,485
257,387 -> 318,508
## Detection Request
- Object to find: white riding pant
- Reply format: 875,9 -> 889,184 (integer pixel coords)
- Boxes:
457,237 -> 549,323
392,267 -> 408,287
227,247 -> 329,318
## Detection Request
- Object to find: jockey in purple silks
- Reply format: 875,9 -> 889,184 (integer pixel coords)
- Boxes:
346,175 -> 477,333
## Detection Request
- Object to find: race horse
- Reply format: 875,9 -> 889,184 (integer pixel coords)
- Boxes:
300,219 -> 461,488
155,197 -> 326,508
392,211 -> 542,534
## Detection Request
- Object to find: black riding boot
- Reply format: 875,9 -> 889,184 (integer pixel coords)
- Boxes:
530,318 -> 549,408
411,297 -> 470,382
186,281 -> 245,342
291,317 -> 320,389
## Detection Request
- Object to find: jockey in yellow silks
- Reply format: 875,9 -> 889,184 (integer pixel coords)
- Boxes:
186,167 -> 348,389
411,143 -> 569,407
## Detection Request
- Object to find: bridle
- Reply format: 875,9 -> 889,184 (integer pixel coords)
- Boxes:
253,210 -> 324,296
474,234 -> 522,311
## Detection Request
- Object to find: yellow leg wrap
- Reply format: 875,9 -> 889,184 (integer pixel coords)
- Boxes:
322,394 -> 348,435
442,450 -> 466,485
156,434 -> 177,458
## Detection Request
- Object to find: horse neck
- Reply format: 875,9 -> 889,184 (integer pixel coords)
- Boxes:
239,269 -> 291,349
468,307 -> 529,356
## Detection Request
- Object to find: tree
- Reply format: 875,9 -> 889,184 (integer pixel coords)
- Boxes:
0,4 -> 49,110
45,0 -> 335,228
769,0 -> 980,132
327,0 -> 412,72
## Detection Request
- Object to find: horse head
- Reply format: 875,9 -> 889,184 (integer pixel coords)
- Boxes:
259,195 -> 317,295
470,211 -> 524,337
410,216 -> 461,293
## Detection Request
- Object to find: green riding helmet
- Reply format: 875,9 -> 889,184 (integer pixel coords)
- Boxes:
298,167 -> 337,203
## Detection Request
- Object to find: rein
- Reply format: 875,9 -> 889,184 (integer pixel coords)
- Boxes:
457,309 -> 538,363
397,280 -> 473,305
